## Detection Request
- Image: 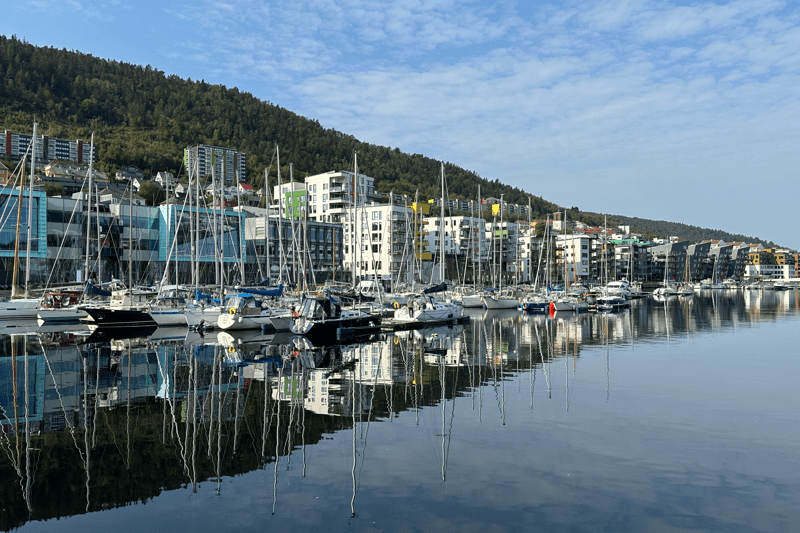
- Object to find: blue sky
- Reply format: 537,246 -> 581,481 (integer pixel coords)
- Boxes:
4,1 -> 800,248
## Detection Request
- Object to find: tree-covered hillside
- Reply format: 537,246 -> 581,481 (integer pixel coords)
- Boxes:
0,35 -> 773,246
0,36 -> 541,205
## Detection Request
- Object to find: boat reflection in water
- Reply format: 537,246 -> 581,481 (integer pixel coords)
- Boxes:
1,290 -> 799,532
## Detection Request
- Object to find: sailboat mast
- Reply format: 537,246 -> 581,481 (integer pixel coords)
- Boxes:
84,132 -> 92,285
236,170 -> 244,286
477,185 -> 482,286
24,122 -> 38,298
289,163 -> 297,286
11,140 -> 30,298
211,154 -> 221,291
189,155 -> 195,288
527,197 -> 532,282
413,189 -> 418,290
440,163 -> 445,284
128,179 -> 133,290
352,152 -> 358,286
499,194 -> 504,292
264,167 -> 270,284
277,146 -> 283,285
194,154 -> 200,286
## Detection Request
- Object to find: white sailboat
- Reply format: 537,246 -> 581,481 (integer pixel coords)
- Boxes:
1,123 -> 41,320
393,163 -> 463,323
483,194 -> 518,310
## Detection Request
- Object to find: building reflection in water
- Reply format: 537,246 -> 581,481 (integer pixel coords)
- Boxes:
0,290 -> 798,528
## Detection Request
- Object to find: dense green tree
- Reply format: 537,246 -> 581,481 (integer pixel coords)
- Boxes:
137,181 -> 165,206
43,182 -> 64,196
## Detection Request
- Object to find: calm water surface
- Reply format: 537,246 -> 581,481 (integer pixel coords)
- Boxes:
1,290 -> 799,532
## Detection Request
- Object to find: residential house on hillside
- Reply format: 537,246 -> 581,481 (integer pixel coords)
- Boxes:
43,159 -> 108,181
132,177 -> 152,192
115,165 -> 144,182
99,187 -> 146,206
154,171 -> 176,190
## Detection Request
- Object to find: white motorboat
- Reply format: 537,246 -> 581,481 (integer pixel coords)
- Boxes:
393,294 -> 463,323
217,294 -> 292,331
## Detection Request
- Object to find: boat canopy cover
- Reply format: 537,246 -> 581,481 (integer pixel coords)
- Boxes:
423,282 -> 448,295
85,282 -> 112,297
239,284 -> 283,297
195,289 -> 221,304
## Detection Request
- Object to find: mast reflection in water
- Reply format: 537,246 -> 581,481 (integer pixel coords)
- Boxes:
1,290 -> 799,532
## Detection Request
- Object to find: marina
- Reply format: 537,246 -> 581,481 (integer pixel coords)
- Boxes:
1,290 -> 799,532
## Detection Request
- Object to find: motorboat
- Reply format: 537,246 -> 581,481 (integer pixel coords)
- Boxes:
80,286 -> 158,329
393,294 -> 464,323
217,293 -> 292,331
290,293 -> 382,345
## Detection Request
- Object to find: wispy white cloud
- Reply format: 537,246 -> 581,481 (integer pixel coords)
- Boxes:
6,0 -> 800,245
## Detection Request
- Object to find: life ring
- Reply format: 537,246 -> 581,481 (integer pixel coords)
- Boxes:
228,307 -> 236,315
393,337 -> 399,345
228,346 -> 236,353
393,301 -> 399,309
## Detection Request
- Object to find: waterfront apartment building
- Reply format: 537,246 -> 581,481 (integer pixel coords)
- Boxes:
611,237 -> 652,281
555,234 -> 592,284
345,203 -> 414,287
303,170 -> 377,224
423,215 -> 488,284
184,145 -> 246,185
272,181 -> 306,220
1,129 -> 96,167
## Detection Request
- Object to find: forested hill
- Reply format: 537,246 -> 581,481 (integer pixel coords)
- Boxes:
0,36 -> 545,207
0,35 -> 773,246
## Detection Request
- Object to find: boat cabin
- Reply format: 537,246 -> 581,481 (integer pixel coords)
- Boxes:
298,296 -> 341,321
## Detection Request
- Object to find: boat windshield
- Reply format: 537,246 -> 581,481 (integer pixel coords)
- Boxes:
300,298 -> 338,319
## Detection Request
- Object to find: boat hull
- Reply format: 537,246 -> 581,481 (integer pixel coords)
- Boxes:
482,297 -> 518,310
0,299 -> 40,320
37,306 -> 88,324
150,308 -> 189,326
291,314 -> 382,345
82,307 -> 157,328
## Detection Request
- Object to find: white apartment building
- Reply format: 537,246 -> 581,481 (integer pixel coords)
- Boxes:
423,215 -> 488,283
303,171 -> 417,286
555,234 -> 591,284
304,170 -> 375,225
272,181 -> 306,218
517,225 -> 544,283
744,264 -> 792,279
343,203 -> 414,286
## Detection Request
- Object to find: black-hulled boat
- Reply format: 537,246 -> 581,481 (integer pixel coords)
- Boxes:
81,287 -> 157,329
290,293 -> 381,345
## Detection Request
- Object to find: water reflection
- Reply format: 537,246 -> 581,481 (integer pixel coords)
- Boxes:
0,290 -> 798,531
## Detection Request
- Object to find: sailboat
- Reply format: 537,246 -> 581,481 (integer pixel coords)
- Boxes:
653,250 -> 678,297
483,194 -> 518,310
1,124 -> 42,319
393,164 -> 463,323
